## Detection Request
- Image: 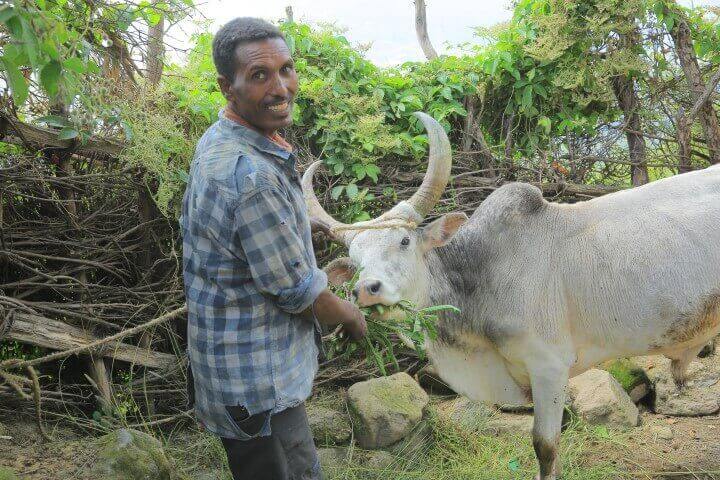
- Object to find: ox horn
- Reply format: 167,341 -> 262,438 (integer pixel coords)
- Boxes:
301,161 -> 354,246
402,112 -> 452,218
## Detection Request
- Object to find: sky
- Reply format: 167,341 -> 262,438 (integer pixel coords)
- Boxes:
172,0 -> 718,67
175,0 -> 515,65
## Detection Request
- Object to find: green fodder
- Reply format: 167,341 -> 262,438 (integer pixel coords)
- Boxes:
324,416 -> 633,480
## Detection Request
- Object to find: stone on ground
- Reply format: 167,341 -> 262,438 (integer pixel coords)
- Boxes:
568,368 -> 640,428
347,372 -> 429,449
633,355 -> 720,417
89,428 -> 181,480
307,404 -> 351,445
436,397 -> 533,436
600,358 -> 653,403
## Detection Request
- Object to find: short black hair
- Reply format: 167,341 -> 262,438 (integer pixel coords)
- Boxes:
212,17 -> 285,80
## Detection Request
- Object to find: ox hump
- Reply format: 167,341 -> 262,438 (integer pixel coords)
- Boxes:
479,182 -> 546,225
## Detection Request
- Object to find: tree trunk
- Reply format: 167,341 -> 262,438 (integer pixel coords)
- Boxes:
414,0 -> 438,60
671,15 -> 720,164
146,13 -> 165,85
611,74 -> 649,186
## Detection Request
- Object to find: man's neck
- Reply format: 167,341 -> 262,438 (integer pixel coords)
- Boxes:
223,106 -> 275,137
223,105 -> 293,153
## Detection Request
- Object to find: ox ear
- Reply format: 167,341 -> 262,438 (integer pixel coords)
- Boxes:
323,257 -> 357,287
421,212 -> 468,252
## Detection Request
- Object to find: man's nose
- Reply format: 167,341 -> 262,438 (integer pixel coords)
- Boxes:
268,73 -> 289,97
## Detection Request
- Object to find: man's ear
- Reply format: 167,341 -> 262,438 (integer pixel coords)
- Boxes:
323,257 -> 357,287
421,212 -> 468,252
217,75 -> 232,100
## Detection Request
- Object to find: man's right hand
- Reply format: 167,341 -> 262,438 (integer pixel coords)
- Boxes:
306,290 -> 367,340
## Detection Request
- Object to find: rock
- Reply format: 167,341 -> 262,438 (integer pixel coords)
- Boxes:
317,447 -> 348,473
651,425 -> 674,440
436,397 -> 533,436
0,467 -> 18,480
600,358 -> 653,403
628,383 -> 650,404
0,422 -> 5,437
89,428 -> 179,480
347,372 -> 429,449
307,405 -> 351,445
436,397 -> 493,433
485,412 -> 534,436
568,369 -> 640,428
364,450 -> 395,470
633,355 -> 720,417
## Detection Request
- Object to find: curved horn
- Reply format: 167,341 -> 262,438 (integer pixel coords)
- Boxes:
404,112 -> 452,218
301,161 -> 353,246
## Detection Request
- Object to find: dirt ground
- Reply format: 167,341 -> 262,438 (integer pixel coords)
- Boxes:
2,354 -> 720,479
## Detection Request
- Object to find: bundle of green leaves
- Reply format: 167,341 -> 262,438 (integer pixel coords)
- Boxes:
328,271 -> 459,375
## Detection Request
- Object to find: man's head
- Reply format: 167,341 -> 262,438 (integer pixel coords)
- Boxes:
213,17 -> 297,135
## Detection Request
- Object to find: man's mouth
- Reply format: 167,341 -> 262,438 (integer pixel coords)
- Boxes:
267,101 -> 290,113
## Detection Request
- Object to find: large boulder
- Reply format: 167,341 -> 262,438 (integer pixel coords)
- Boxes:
307,405 -> 352,446
568,369 -> 640,428
347,372 -> 429,449
89,428 -> 180,480
633,355 -> 720,417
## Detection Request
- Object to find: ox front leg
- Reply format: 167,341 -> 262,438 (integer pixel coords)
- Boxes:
529,361 -> 569,480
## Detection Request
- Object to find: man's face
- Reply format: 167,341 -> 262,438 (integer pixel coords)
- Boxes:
219,37 -> 298,135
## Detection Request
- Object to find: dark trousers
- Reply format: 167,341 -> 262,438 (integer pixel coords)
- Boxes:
221,403 -> 322,480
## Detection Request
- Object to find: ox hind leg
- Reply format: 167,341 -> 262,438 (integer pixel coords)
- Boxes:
528,356 -> 569,480
668,345 -> 705,389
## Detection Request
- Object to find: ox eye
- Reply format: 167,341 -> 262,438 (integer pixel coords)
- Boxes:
400,237 -> 410,246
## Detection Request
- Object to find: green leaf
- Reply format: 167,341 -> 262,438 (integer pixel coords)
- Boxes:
0,56 -> 28,105
0,7 -> 15,23
420,305 -> 460,314
346,183 -> 359,199
40,60 -> 62,97
57,128 -> 79,140
63,57 -> 86,74
37,115 -> 70,128
508,459 -> 520,472
538,116 -> 552,134
331,185 -> 344,200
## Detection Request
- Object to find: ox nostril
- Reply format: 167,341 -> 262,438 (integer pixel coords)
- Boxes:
367,281 -> 381,295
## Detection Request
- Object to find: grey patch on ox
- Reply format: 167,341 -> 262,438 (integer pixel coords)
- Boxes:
663,291 -> 720,345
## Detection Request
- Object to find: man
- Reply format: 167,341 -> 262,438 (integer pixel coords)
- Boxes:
180,17 -> 367,480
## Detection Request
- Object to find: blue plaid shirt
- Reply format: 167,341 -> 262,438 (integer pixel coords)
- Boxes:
180,111 -> 327,439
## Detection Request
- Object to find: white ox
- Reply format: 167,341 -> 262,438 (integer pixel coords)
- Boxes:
303,112 -> 720,480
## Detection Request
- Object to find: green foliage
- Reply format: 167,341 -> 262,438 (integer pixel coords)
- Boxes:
0,0 -> 192,105
0,340 -> 43,363
327,270 -> 459,375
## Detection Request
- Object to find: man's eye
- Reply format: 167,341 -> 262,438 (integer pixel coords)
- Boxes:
400,237 -> 410,246
282,65 -> 294,73
253,71 -> 266,80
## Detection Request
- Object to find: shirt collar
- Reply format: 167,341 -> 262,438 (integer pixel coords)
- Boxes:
218,108 -> 295,165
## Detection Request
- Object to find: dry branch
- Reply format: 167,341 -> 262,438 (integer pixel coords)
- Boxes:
4,312 -> 177,369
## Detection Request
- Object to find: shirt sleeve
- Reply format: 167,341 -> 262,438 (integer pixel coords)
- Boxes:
234,186 -> 327,314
